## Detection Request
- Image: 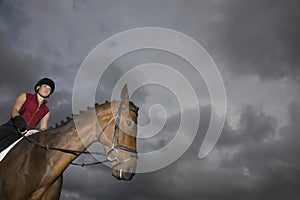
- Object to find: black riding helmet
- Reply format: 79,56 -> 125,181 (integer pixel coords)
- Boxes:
34,78 -> 55,97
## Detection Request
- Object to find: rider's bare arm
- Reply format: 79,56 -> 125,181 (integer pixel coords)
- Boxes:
10,93 -> 26,118
40,111 -> 50,131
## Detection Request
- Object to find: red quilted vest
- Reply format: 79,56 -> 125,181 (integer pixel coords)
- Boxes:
18,93 -> 49,128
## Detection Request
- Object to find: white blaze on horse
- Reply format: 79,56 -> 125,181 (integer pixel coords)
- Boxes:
0,85 -> 138,200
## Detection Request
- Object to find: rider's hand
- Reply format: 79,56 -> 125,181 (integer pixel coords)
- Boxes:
13,116 -> 27,132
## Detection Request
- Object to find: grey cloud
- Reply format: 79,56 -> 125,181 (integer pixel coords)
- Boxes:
0,30 -> 51,122
217,103 -> 300,199
210,0 -> 300,81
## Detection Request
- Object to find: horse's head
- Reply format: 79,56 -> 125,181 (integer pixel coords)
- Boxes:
96,85 -> 138,180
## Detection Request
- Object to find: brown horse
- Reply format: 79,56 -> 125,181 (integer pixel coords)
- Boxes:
0,85 -> 138,200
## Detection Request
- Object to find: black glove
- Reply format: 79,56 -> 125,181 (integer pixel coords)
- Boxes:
13,116 -> 27,132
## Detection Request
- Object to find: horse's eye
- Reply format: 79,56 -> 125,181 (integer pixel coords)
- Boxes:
126,119 -> 132,127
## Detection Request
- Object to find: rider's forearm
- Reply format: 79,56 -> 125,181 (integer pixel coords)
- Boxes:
10,108 -> 20,118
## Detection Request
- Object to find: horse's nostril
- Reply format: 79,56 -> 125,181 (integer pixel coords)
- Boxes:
123,171 -> 135,180
112,168 -> 135,181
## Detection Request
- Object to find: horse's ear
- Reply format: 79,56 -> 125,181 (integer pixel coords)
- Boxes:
121,84 -> 129,101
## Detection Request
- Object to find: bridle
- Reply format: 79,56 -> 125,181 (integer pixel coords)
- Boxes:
97,100 -> 138,168
18,101 -> 139,168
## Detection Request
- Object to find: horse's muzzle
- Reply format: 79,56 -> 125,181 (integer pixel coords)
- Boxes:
112,168 -> 135,181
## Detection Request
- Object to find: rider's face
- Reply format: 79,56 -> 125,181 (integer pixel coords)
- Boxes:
38,84 -> 52,97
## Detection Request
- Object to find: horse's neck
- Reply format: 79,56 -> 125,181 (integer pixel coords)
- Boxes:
41,103 -> 114,170
53,114 -> 97,151
50,103 -> 113,152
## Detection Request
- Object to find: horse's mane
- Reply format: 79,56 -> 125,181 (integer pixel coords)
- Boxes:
49,101 -> 111,130
48,100 -> 138,130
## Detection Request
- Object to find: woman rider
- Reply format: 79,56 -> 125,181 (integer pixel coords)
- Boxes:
0,78 -> 55,152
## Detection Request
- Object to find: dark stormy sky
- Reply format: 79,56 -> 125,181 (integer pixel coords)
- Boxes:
1,0 -> 300,199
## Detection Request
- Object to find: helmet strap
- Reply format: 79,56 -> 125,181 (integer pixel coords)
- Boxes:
37,91 -> 49,98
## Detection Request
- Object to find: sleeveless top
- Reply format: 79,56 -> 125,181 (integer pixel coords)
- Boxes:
18,93 -> 49,128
